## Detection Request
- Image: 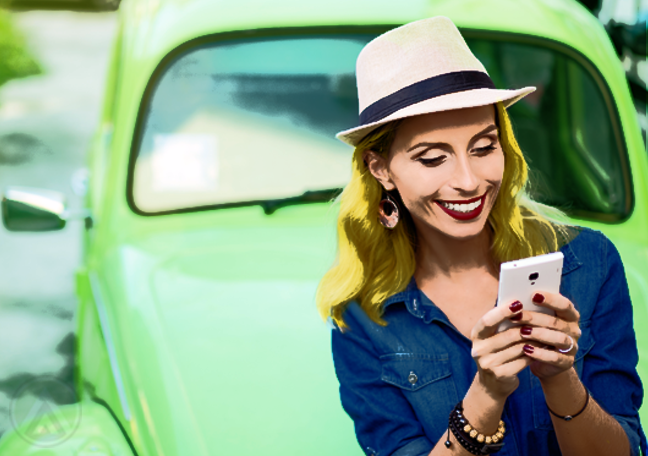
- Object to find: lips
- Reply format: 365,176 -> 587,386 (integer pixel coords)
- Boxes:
435,191 -> 488,221
439,194 -> 483,204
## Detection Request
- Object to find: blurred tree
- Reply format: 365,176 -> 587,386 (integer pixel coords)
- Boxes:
0,8 -> 41,88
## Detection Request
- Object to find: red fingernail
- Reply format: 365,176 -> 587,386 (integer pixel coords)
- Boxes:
509,313 -> 523,322
509,300 -> 523,312
520,326 -> 532,336
532,293 -> 545,304
523,344 -> 535,354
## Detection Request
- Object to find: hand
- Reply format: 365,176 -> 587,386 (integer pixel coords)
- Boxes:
470,300 -> 533,400
514,291 -> 581,380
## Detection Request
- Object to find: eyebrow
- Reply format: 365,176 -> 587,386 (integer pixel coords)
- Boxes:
406,124 -> 498,153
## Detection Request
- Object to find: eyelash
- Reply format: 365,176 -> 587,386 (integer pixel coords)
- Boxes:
474,145 -> 496,155
416,144 -> 497,166
417,156 -> 445,166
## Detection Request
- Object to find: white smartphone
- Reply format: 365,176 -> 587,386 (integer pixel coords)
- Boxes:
496,251 -> 564,332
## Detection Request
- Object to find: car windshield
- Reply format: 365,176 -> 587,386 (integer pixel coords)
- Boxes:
130,35 -> 369,214
130,31 -> 630,221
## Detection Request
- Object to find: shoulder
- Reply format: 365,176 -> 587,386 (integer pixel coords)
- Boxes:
559,226 -> 629,320
561,225 -> 606,252
332,298 -> 421,358
332,301 -> 385,343
335,291 -> 413,334
331,301 -> 397,371
560,226 -> 621,275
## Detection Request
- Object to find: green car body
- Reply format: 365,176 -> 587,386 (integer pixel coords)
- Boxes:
0,0 -> 646,454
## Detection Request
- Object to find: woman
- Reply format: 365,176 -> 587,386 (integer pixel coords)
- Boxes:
317,17 -> 647,456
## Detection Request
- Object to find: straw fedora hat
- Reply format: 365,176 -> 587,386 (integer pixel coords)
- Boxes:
336,16 -> 536,147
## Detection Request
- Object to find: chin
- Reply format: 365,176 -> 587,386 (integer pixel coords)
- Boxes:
439,221 -> 488,240
417,208 -> 492,240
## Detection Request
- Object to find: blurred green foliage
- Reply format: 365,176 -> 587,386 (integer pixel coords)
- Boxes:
0,8 -> 41,87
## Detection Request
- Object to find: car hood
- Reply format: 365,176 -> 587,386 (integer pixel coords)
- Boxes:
105,217 -> 360,455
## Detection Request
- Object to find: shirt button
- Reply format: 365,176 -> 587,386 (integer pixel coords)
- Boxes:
408,371 -> 418,385
412,298 -> 418,311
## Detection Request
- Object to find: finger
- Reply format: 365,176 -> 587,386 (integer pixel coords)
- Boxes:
471,300 -> 523,340
490,356 -> 533,379
531,291 -> 580,323
471,325 -> 528,358
522,344 -> 573,366
478,342 -> 529,371
514,311 -> 574,335
519,326 -> 579,353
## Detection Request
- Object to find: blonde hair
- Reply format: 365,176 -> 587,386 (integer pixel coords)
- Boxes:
317,102 -> 574,329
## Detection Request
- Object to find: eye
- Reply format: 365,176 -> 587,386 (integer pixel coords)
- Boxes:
473,144 -> 497,155
417,156 -> 445,167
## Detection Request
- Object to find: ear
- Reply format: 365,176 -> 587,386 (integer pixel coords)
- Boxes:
363,150 -> 396,191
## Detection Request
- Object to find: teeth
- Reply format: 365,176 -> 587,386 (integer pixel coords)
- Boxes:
441,198 -> 482,213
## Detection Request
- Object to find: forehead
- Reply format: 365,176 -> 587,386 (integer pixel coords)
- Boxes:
394,105 -> 497,146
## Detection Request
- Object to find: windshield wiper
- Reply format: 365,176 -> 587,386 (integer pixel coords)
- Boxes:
259,188 -> 342,215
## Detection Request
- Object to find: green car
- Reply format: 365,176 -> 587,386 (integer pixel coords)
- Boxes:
1,0 -> 646,454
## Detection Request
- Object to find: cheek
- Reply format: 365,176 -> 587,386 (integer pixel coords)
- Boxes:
481,151 -> 505,183
394,177 -> 433,204
389,162 -> 440,202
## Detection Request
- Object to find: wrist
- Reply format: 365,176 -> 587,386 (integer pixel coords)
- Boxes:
463,374 -> 507,435
539,367 -> 577,390
539,367 -> 588,417
446,401 -> 506,455
475,371 -> 515,403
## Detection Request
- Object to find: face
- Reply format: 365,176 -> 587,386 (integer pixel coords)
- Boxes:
365,105 -> 504,240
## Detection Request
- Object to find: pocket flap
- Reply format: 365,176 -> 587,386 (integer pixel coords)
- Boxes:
380,353 -> 451,392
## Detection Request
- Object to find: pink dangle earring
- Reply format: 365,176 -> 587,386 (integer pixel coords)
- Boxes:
378,192 -> 400,229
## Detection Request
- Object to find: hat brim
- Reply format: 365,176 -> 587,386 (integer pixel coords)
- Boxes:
336,86 -> 536,147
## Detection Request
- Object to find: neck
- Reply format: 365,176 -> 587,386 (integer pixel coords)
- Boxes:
414,222 -> 497,281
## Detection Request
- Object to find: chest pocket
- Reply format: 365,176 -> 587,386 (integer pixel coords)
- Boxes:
532,320 -> 595,430
380,353 -> 458,432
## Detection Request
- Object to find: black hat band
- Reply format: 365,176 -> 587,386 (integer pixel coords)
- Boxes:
358,70 -> 496,126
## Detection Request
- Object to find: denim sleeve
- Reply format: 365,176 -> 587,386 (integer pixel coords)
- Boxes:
331,306 -> 434,456
582,236 -> 647,456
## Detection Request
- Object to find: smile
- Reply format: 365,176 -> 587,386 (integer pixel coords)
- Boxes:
435,192 -> 488,221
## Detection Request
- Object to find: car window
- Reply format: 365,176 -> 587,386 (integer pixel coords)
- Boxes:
130,31 -> 631,221
130,35 -> 370,214
466,36 -> 631,221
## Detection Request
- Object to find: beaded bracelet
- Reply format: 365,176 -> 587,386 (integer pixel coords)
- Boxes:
444,401 -> 505,455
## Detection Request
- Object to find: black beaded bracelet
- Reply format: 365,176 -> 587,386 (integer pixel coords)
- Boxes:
444,401 -> 505,455
547,388 -> 590,421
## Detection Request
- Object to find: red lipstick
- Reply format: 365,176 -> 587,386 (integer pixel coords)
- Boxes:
435,192 -> 487,221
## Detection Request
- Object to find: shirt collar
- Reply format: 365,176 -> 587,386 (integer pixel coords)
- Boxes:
382,236 -> 583,323
383,277 -> 448,324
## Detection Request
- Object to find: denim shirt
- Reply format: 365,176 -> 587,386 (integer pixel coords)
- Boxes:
331,228 -> 647,456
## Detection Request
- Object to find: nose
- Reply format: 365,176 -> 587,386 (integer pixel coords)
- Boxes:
448,154 -> 480,194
